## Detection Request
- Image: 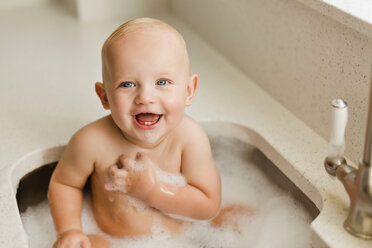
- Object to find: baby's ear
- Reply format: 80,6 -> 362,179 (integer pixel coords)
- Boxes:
95,82 -> 110,109
185,74 -> 198,106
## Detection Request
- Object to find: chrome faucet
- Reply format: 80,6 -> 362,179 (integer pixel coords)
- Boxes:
324,89 -> 372,239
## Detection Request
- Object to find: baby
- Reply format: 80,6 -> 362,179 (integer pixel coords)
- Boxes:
48,18 -> 249,248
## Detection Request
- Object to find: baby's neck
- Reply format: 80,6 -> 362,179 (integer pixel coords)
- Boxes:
120,130 -> 169,150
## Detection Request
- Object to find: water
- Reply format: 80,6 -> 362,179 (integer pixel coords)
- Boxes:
21,137 -> 312,247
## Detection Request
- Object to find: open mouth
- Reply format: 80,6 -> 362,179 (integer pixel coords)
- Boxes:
134,113 -> 162,129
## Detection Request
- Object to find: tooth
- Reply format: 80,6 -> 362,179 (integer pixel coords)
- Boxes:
145,122 -> 151,125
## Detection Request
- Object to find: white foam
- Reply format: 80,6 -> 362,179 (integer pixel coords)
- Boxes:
126,195 -> 149,213
104,178 -> 127,193
154,166 -> 187,187
150,216 -> 172,236
162,212 -> 210,223
132,160 -> 146,172
21,136 -> 312,248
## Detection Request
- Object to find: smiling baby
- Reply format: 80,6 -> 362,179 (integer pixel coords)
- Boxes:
48,18 -> 250,248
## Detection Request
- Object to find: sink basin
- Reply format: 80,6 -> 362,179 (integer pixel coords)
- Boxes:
14,121 -> 321,247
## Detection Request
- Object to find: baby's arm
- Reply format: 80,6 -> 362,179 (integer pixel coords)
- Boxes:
48,129 -> 95,247
148,124 -> 221,219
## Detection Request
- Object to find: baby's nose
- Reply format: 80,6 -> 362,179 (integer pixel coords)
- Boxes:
135,86 -> 155,105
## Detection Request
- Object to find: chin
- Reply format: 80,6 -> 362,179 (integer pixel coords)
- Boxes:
141,132 -> 160,144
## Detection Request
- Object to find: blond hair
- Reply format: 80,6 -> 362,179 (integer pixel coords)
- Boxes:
101,18 -> 188,84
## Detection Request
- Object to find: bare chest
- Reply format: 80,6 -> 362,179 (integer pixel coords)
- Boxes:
93,140 -> 182,178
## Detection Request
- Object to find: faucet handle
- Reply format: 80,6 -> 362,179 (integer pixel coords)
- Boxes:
324,156 -> 347,177
328,98 -> 348,158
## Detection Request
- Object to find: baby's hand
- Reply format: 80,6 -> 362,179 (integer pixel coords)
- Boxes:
53,229 -> 91,248
105,153 -> 157,200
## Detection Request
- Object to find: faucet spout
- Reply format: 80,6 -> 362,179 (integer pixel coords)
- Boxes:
324,78 -> 372,238
343,163 -> 372,239
363,78 -> 372,167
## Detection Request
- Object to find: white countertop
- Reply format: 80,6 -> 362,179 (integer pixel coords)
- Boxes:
297,0 -> 372,40
0,2 -> 370,247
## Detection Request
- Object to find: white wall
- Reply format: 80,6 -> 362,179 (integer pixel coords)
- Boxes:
74,0 -> 170,22
0,0 -> 170,23
0,0 -> 50,9
170,0 -> 372,164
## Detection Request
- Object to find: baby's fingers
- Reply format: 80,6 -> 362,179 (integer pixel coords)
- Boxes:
136,152 -> 155,165
135,152 -> 154,169
108,164 -> 128,178
105,165 -> 128,192
53,239 -> 89,248
104,177 -> 128,192
119,154 -> 136,171
71,239 -> 90,248
80,238 -> 92,248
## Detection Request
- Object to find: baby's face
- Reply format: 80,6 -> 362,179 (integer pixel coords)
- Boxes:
101,26 -> 196,147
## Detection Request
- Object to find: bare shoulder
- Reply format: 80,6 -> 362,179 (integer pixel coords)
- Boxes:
174,115 -> 214,165
176,115 -> 209,147
66,116 -> 110,158
70,115 -> 112,147
54,116 -> 113,185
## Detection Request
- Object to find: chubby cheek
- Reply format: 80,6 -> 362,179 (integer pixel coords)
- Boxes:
163,94 -> 186,122
112,97 -> 127,112
110,95 -> 131,126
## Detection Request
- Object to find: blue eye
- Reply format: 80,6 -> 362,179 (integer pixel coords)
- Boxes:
121,82 -> 134,88
156,79 -> 168,86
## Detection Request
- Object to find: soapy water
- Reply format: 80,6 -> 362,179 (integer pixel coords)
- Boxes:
21,137 -> 312,248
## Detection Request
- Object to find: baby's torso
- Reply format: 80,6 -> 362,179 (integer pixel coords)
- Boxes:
88,116 -> 185,237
